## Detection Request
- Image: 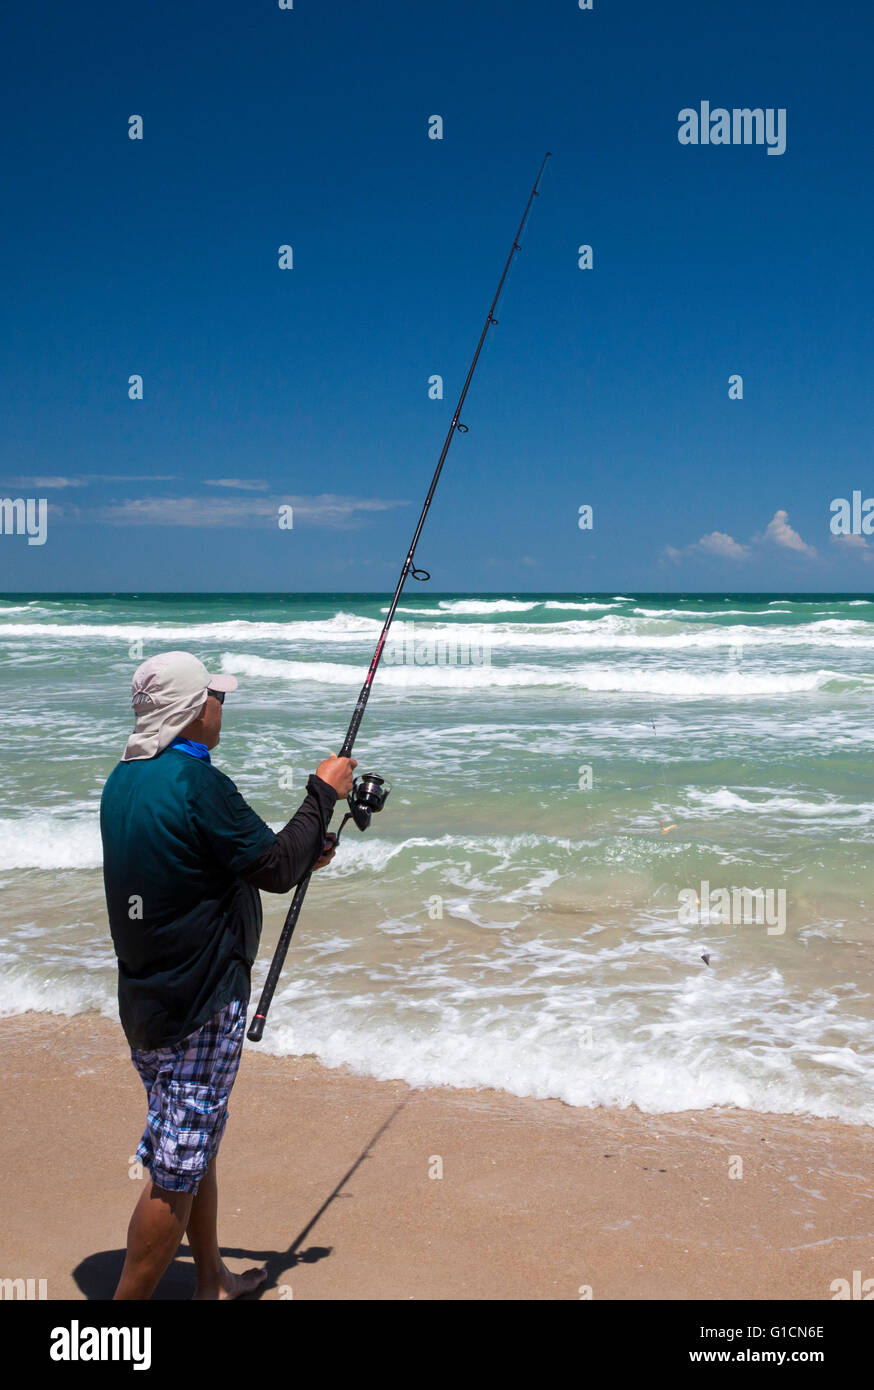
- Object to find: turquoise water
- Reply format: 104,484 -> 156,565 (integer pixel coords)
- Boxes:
1,591 -> 873,1122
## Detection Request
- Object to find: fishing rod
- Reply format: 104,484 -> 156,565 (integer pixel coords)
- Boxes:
247,151 -> 551,1042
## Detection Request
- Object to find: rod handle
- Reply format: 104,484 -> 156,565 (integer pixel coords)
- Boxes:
246,868 -> 314,1042
247,1013 -> 266,1042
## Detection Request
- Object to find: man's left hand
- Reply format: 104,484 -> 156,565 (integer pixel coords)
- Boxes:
312,833 -> 338,871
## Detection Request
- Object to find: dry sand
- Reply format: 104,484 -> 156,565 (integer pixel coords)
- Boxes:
1,1012 -> 873,1301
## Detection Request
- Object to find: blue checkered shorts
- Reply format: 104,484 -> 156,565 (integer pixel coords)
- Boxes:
130,998 -> 246,1194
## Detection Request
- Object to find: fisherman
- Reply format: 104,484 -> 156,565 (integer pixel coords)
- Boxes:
100,650 -> 355,1300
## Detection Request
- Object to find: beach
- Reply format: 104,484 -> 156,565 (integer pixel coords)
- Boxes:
2,1011 -> 872,1301
3,591 -> 874,1303
3,0 -> 872,1326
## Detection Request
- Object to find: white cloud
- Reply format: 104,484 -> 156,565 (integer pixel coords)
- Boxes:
204,478 -> 269,491
763,509 -> 817,557
696,531 -> 750,560
831,532 -> 872,560
73,493 -> 409,530
5,474 -> 178,489
664,509 -> 818,566
661,531 -> 749,564
7,476 -> 88,489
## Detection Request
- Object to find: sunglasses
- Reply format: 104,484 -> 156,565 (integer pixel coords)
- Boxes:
206,689 -> 225,705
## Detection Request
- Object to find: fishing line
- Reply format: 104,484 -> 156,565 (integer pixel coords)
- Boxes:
647,706 -> 710,959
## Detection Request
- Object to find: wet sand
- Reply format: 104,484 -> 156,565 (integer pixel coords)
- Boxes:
1,1012 -> 872,1301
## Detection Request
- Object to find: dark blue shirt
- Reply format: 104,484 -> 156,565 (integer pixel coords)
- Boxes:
100,748 -> 335,1048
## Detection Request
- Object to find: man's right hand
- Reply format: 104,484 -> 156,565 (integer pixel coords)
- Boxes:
315,755 -> 357,799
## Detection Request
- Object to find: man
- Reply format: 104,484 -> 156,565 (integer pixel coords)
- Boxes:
101,649 -> 355,1300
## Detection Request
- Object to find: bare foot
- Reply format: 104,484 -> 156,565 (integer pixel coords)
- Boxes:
193,1264 -> 267,1300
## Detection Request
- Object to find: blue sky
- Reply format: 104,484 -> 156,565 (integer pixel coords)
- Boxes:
1,0 -> 872,592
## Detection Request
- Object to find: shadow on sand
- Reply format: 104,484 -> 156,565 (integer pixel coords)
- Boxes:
72,1101 -> 405,1300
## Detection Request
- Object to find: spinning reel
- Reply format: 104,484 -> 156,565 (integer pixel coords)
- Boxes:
336,772 -> 391,839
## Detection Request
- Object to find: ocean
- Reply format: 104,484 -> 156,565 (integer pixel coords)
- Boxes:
1,591 -> 873,1125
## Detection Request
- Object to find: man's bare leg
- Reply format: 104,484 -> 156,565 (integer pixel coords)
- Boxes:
188,1159 -> 266,1300
113,1181 -> 194,1300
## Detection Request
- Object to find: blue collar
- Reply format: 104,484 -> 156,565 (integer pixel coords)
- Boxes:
168,736 -> 211,763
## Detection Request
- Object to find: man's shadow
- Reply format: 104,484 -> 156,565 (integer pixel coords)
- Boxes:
73,1102 -> 405,1300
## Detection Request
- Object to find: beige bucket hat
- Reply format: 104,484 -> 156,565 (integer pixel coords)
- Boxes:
122,651 -> 238,761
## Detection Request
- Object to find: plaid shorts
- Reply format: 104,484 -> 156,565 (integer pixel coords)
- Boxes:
130,998 -> 246,1194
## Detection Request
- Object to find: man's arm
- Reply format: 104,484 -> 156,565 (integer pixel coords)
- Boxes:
239,754 -> 357,893
241,774 -> 338,892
